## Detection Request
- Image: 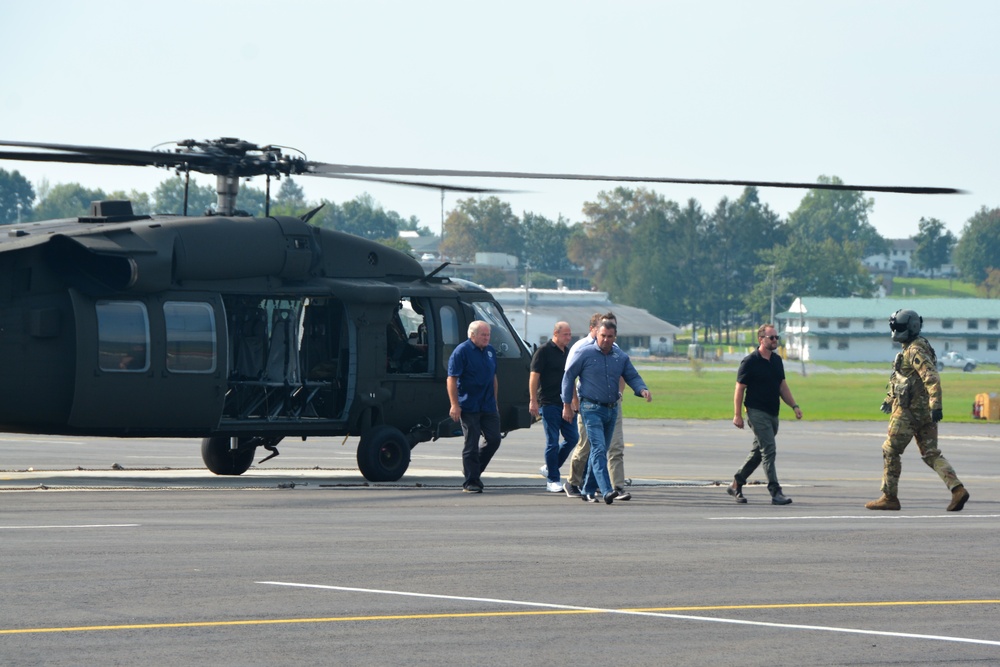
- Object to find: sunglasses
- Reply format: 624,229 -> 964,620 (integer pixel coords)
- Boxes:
763,335 -> 780,341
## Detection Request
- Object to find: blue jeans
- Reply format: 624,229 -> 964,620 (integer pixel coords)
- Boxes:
580,401 -> 616,497
541,404 -> 579,483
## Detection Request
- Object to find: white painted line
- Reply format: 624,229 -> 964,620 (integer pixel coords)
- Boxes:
258,581 -> 1000,647
709,514 -> 1000,521
0,524 -> 140,530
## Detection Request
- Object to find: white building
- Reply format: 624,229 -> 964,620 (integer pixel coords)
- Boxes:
863,238 -> 957,278
490,287 -> 680,355
777,297 -> 1000,364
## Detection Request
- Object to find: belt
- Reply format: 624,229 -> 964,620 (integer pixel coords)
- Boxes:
581,398 -> 619,409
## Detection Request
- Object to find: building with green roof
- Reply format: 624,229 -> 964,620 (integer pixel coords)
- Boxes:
775,297 -> 1000,364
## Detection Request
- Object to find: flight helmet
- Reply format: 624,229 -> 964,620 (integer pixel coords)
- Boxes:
889,309 -> 922,343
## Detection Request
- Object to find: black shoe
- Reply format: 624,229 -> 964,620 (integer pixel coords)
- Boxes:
615,487 -> 632,501
603,490 -> 619,505
727,480 -> 747,504
771,492 -> 792,505
463,482 -> 483,493
564,482 -> 582,499
583,494 -> 600,503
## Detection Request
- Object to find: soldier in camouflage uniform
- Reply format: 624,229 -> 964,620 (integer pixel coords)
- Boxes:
866,309 -> 969,512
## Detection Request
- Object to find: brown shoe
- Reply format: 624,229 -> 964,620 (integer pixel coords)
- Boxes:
947,485 -> 969,512
865,494 -> 901,511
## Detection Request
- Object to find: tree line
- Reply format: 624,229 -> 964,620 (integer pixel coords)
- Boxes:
2,167 -> 999,337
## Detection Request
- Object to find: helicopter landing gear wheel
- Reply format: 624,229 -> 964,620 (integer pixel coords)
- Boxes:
201,436 -> 256,476
357,425 -> 411,482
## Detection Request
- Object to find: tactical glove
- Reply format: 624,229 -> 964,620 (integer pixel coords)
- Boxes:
879,399 -> 892,415
931,408 -> 943,422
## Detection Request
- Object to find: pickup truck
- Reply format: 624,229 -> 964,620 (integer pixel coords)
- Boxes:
936,350 -> 977,372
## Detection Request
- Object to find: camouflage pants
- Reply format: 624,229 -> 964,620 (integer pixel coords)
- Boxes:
881,409 -> 962,497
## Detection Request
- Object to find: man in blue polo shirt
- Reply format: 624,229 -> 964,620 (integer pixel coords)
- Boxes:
561,320 -> 651,504
448,320 -> 501,493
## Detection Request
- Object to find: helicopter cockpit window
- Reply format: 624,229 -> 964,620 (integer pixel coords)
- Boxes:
387,297 -> 430,374
471,301 -> 522,358
164,302 -> 217,373
96,301 -> 150,372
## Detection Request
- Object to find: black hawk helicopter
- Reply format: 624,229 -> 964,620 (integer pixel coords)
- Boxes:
0,138 -> 961,481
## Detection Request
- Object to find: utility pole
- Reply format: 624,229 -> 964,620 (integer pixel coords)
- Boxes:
769,264 -> 776,325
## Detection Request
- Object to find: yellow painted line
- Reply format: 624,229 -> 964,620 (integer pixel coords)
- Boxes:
2,599 -> 998,636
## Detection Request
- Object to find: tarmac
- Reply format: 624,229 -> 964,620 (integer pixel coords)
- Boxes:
1,420 -> 998,665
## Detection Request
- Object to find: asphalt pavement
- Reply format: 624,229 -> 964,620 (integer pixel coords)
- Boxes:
1,420 -> 998,665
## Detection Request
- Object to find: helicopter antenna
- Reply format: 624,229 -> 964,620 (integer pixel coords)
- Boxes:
265,174 -> 271,217
183,170 -> 190,216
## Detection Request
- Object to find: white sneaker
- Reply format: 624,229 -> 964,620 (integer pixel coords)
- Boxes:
546,481 -> 563,493
539,465 -> 548,478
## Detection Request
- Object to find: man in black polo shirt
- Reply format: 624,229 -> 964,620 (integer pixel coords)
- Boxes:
728,323 -> 802,505
529,321 -> 579,493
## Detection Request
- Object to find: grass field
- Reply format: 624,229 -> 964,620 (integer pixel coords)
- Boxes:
622,367 -> 999,423
889,276 -> 980,298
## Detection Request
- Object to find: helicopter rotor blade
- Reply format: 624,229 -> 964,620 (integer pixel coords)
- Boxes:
303,161 -> 963,195
0,138 -> 964,195
306,170 -> 516,194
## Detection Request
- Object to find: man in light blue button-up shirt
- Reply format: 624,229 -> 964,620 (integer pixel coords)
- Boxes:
561,320 -> 651,504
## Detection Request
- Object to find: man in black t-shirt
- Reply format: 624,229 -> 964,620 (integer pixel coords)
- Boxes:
529,321 -> 579,493
728,324 -> 802,505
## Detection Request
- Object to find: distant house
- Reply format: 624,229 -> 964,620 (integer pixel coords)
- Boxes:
863,238 -> 957,278
777,297 -> 1000,364
490,287 -> 680,356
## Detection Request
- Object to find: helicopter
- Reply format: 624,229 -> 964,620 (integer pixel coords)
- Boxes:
0,138 -> 962,481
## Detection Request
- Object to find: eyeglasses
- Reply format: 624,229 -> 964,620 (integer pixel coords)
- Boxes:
763,335 -> 780,341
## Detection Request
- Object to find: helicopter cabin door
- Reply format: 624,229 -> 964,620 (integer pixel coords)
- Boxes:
67,290 -> 227,432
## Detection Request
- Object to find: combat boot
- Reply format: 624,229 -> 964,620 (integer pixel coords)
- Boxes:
865,494 -> 901,511
947,485 -> 969,512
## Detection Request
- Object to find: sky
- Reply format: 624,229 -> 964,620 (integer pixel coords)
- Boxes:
1,1 -> 997,239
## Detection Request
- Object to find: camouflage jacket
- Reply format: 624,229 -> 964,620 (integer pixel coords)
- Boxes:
886,336 -> 941,411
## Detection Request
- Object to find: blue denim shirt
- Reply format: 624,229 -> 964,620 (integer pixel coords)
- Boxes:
561,342 -> 646,405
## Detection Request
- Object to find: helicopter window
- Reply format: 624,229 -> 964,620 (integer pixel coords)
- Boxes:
440,305 -> 459,345
387,298 -> 430,374
471,301 -> 522,357
164,302 -> 217,373
96,301 -> 150,372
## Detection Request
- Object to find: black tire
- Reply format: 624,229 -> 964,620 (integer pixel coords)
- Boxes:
936,362 -> 944,371
963,364 -> 974,372
201,436 -> 256,475
357,425 -> 411,482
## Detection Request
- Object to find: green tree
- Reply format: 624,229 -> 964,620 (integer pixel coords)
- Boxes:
440,196 -> 521,262
0,168 -> 35,224
953,206 -> 1000,284
152,176 -> 216,215
980,268 -> 1000,298
236,183 -> 267,217
911,217 -> 956,278
787,176 -> 886,257
568,187 -> 669,289
32,182 -> 108,220
106,189 -> 152,215
521,212 -> 573,272
706,188 -> 785,341
337,193 -> 402,240
760,236 -> 876,300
